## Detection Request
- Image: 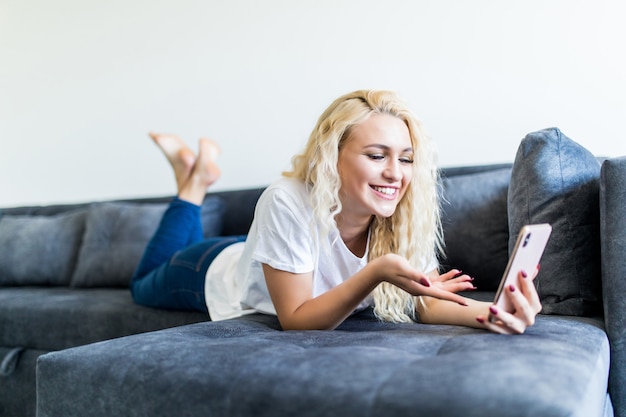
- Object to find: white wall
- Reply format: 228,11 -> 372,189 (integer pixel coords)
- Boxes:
1,0 -> 625,207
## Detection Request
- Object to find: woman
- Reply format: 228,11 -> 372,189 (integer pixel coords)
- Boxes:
131,89 -> 541,334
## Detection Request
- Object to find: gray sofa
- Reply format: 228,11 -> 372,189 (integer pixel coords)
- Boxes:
1,128 -> 624,417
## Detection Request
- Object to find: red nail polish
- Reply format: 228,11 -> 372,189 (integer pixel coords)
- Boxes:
419,278 -> 431,287
476,317 -> 485,324
489,306 -> 498,315
521,270 -> 528,278
508,284 -> 516,292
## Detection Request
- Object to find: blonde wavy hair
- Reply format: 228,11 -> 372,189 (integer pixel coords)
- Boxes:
284,89 -> 443,323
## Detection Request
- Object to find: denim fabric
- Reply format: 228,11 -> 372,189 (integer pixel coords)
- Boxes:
130,197 -> 245,312
133,197 -> 205,278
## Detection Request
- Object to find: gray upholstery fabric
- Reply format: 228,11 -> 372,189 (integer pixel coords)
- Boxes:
2,158 -> 622,417
600,156 -> 626,417
0,287 -> 208,350
36,311 -> 610,417
508,128 -> 602,316
70,197 -> 224,288
440,168 -> 511,290
0,347 -> 44,417
0,209 -> 87,286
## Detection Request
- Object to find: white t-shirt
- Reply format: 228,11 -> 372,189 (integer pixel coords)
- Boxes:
204,177 -> 437,321
205,177 -> 371,321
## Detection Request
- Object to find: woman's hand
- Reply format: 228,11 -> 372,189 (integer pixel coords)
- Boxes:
428,268 -> 477,294
476,266 -> 542,334
263,253 -> 474,331
372,254 -> 475,306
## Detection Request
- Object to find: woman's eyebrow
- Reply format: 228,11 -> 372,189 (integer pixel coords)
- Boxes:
364,144 -> 414,153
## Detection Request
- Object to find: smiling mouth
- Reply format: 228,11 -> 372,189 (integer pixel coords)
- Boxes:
371,185 -> 398,197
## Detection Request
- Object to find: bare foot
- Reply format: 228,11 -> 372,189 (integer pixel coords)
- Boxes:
177,138 -> 221,204
195,137 -> 221,186
149,132 -> 196,192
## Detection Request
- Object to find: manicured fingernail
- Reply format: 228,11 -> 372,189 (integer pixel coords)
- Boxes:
508,284 -> 516,292
521,270 -> 528,278
458,301 -> 468,307
476,317 -> 485,324
537,263 -> 541,271
489,306 -> 498,315
419,278 -> 431,287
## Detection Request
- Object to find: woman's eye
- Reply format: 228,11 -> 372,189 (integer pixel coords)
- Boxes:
400,157 -> 414,164
367,154 -> 385,161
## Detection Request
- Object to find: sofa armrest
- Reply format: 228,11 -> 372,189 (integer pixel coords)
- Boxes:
600,156 -> 626,417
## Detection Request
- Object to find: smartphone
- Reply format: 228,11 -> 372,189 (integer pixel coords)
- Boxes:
489,224 -> 552,322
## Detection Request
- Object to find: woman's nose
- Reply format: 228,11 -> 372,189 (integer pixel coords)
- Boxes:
383,160 -> 402,181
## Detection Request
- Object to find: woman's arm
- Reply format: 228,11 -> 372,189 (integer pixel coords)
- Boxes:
418,267 -> 542,334
264,254 -> 474,331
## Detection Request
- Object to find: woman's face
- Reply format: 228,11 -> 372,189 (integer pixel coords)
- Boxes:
337,113 -> 413,225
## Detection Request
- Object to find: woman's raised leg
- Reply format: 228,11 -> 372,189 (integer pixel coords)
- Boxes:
130,133 -> 223,310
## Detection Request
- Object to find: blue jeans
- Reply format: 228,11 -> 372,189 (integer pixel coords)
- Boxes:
130,197 -> 246,313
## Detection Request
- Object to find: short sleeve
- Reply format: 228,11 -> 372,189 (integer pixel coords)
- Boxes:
250,183 -> 316,274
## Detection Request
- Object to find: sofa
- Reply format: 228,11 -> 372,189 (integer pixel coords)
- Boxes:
0,127 -> 624,417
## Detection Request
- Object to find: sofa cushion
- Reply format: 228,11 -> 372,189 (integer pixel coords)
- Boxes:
508,127 -> 602,316
0,287 -> 209,350
70,197 -> 224,288
0,209 -> 87,286
36,312 -> 609,417
600,156 -> 626,416
0,347 -> 45,417
440,168 -> 511,291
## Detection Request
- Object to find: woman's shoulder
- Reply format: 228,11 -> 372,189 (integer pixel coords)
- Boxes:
266,177 -> 307,193
260,177 -> 309,206
253,177 -> 314,226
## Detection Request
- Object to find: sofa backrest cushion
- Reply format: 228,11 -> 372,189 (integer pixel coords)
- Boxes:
508,127 -> 602,316
209,187 -> 266,236
70,197 -> 224,288
439,167 -> 511,291
0,209 -> 87,286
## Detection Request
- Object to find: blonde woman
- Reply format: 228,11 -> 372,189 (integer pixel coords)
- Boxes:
131,90 -> 541,334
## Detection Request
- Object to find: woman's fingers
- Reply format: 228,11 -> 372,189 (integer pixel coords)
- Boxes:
479,268 -> 543,334
429,269 -> 476,293
433,269 -> 472,283
385,261 -> 472,307
503,282 -> 535,326
477,306 -> 522,334
518,268 -> 542,314
437,280 -> 476,293
399,274 -> 469,306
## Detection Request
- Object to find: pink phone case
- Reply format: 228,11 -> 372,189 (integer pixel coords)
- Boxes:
490,224 -> 552,321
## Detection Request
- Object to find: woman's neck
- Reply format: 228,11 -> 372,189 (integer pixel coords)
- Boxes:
336,215 -> 372,257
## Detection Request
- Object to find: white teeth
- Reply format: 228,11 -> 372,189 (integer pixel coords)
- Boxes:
372,186 -> 396,196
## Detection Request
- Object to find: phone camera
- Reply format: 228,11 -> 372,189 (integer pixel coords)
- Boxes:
523,233 -> 531,247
